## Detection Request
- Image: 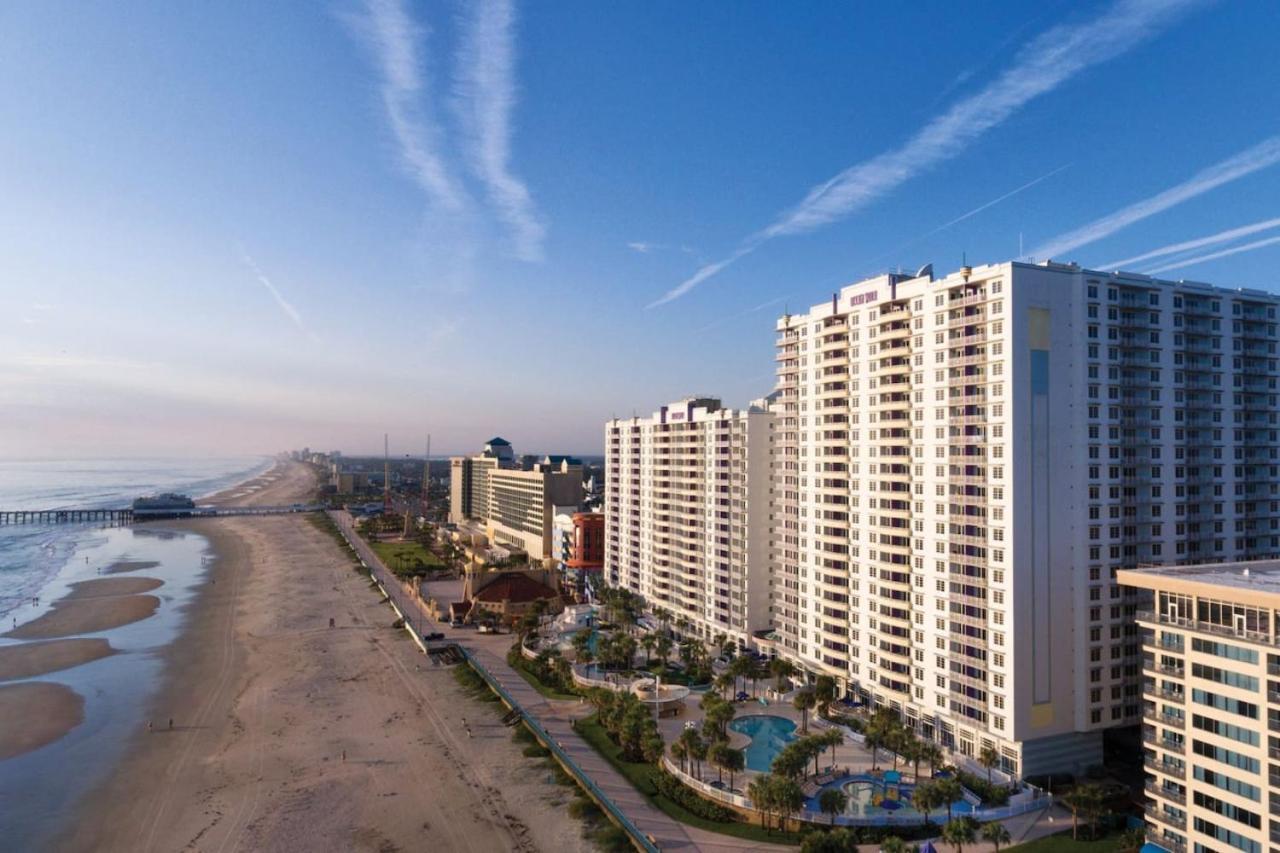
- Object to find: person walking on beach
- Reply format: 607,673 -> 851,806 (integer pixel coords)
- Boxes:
147,720 -> 154,733
168,718 -> 174,730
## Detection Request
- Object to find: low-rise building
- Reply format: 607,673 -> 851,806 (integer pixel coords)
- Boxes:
1119,562 -> 1280,853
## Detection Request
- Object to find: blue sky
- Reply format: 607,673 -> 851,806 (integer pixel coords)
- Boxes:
1,0 -> 1278,458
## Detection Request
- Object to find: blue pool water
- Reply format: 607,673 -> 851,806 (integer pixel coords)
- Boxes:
803,774 -> 972,818
729,714 -> 797,771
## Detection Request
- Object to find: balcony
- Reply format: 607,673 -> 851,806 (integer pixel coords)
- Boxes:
1143,758 -> 1184,779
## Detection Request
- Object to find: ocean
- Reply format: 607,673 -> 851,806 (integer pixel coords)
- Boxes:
0,456 -> 271,850
0,456 -> 271,620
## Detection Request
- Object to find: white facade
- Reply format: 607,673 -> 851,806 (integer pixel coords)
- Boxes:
772,261 -> 1280,777
605,397 -> 774,650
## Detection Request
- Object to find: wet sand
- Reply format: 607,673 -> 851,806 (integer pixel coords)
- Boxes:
61,461 -> 588,853
0,638 -> 115,682
103,560 -> 159,575
5,577 -> 163,640
0,682 -> 85,760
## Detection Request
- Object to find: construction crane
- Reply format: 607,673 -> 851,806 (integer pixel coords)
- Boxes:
383,433 -> 392,514
421,434 -> 431,517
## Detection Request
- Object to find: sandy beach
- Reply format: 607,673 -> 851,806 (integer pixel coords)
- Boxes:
0,682 -> 86,760
5,577 -> 162,641
103,560 -> 160,575
57,461 -> 590,853
0,637 -> 114,682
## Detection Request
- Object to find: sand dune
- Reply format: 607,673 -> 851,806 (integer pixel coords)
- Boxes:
0,682 -> 85,760
0,638 -> 114,682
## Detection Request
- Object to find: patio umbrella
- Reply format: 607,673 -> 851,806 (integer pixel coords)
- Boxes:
920,842 -> 938,853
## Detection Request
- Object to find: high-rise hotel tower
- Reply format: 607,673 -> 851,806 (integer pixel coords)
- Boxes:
771,260 -> 1280,777
605,397 -> 774,651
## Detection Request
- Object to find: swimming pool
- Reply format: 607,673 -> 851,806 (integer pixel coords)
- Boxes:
809,775 -> 971,818
729,714 -> 798,771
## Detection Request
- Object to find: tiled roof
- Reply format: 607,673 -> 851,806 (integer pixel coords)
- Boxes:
472,574 -> 558,604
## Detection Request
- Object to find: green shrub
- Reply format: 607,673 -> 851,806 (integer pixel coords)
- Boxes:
523,744 -> 550,758
953,769 -> 1012,806
652,770 -> 734,822
588,823 -> 632,852
567,797 -> 602,820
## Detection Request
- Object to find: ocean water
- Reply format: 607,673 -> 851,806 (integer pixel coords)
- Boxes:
0,457 -> 270,849
0,457 -> 270,619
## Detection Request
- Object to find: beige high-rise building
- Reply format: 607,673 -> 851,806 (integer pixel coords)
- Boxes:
449,438 -> 584,562
604,397 -> 773,650
1119,563 -> 1280,853
771,260 -> 1280,777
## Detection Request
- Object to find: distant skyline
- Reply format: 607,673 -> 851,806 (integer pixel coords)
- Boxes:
2,0 -> 1279,458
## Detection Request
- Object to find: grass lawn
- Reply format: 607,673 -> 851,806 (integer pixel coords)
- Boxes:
575,715 -> 805,846
371,539 -> 444,573
1007,830 -> 1126,853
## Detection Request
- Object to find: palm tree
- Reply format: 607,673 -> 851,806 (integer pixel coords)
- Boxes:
981,821 -> 1011,853
770,657 -> 796,692
814,675 -> 838,717
690,733 -> 709,781
714,670 -> 735,700
721,747 -> 745,792
654,635 -> 673,669
670,739 -> 688,774
708,741 -> 732,784
942,818 -> 976,853
921,741 -> 943,778
935,777 -> 963,822
880,836 -> 908,853
1061,784 -> 1105,841
818,786 -> 848,825
793,690 -> 817,734
640,633 -> 656,666
747,774 -> 775,830
978,745 -> 1000,786
821,728 -> 844,771
912,780 -> 940,826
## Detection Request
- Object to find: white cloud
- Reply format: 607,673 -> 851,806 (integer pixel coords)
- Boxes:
1030,135 -> 1280,260
1101,216 -> 1280,269
650,0 -> 1203,307
1146,234 -> 1280,275
453,0 -> 545,261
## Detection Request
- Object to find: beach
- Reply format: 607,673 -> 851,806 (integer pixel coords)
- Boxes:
54,461 -> 589,853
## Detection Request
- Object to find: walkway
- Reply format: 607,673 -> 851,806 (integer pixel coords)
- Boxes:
330,512 -> 786,852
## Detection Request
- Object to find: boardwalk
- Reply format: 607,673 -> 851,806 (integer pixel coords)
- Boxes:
329,511 -> 786,852
329,511 -> 1068,853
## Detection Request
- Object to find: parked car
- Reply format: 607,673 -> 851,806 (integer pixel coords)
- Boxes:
423,631 -> 445,641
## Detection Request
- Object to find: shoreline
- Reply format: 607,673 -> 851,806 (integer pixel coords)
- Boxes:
58,459 -> 590,853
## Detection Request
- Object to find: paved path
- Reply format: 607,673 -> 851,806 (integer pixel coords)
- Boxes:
331,512 -> 787,851
330,512 -> 1069,853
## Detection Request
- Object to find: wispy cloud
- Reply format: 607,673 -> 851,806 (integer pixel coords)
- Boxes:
240,250 -> 318,343
628,241 -> 658,253
453,0 -> 545,261
697,295 -> 792,333
1146,234 -> 1280,275
1030,134 -> 1280,260
649,0 -> 1202,308
1101,216 -> 1280,269
358,0 -> 468,213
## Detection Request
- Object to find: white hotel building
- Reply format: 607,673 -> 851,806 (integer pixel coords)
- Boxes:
771,260 -> 1280,777
604,397 -> 774,650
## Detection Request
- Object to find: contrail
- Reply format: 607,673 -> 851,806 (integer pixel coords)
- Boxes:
1101,216 -> 1280,269
648,0 -> 1204,307
864,163 -> 1071,270
240,250 -> 318,342
1146,234 -> 1280,276
453,0 -> 545,261
1029,134 -> 1280,260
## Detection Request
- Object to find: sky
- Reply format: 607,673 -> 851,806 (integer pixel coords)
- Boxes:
1,0 -> 1278,459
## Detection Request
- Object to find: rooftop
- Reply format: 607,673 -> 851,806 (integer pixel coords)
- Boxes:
472,573 -> 560,605
1120,560 -> 1280,597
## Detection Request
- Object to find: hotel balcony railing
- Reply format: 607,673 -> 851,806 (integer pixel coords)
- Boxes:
1145,833 -> 1185,853
1136,610 -> 1278,647
1142,732 -> 1185,753
1145,782 -> 1185,805
1144,806 -> 1186,831
1143,758 -> 1185,779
